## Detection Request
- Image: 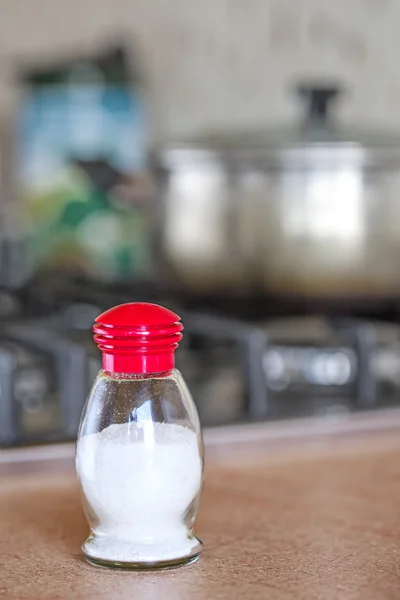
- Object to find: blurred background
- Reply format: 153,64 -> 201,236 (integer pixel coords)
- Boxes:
2,0 -> 400,446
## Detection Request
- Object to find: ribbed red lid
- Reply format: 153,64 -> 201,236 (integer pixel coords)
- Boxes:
93,302 -> 183,374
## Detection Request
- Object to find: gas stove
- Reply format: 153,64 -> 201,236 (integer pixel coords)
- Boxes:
2,279 -> 400,444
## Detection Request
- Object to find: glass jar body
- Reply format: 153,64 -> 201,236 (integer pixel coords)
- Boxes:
76,368 -> 204,569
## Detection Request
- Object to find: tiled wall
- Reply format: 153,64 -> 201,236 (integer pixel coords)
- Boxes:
0,0 -> 399,139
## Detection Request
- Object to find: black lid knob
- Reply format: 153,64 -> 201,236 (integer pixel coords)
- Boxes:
295,84 -> 342,124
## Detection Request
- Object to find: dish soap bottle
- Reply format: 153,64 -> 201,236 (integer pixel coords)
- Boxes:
76,302 -> 204,569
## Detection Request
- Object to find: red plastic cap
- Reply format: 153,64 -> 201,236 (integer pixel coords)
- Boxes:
93,302 -> 183,374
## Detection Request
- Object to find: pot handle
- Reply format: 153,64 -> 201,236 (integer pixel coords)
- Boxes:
295,84 -> 342,124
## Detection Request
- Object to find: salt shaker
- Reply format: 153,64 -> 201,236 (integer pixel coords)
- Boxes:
76,302 -> 204,569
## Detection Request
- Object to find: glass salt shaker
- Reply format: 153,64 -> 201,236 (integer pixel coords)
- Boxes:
76,302 -> 204,569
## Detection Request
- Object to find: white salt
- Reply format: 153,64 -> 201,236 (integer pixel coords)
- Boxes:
76,421 -> 202,563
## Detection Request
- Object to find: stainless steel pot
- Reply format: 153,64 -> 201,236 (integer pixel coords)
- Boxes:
151,85 -> 400,298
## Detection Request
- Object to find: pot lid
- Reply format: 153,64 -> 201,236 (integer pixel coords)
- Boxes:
156,84 -> 400,165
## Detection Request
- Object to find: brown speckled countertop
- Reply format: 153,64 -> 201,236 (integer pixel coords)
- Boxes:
2,413 -> 400,600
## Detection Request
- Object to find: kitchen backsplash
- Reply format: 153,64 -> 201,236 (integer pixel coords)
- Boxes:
0,0 -> 399,140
